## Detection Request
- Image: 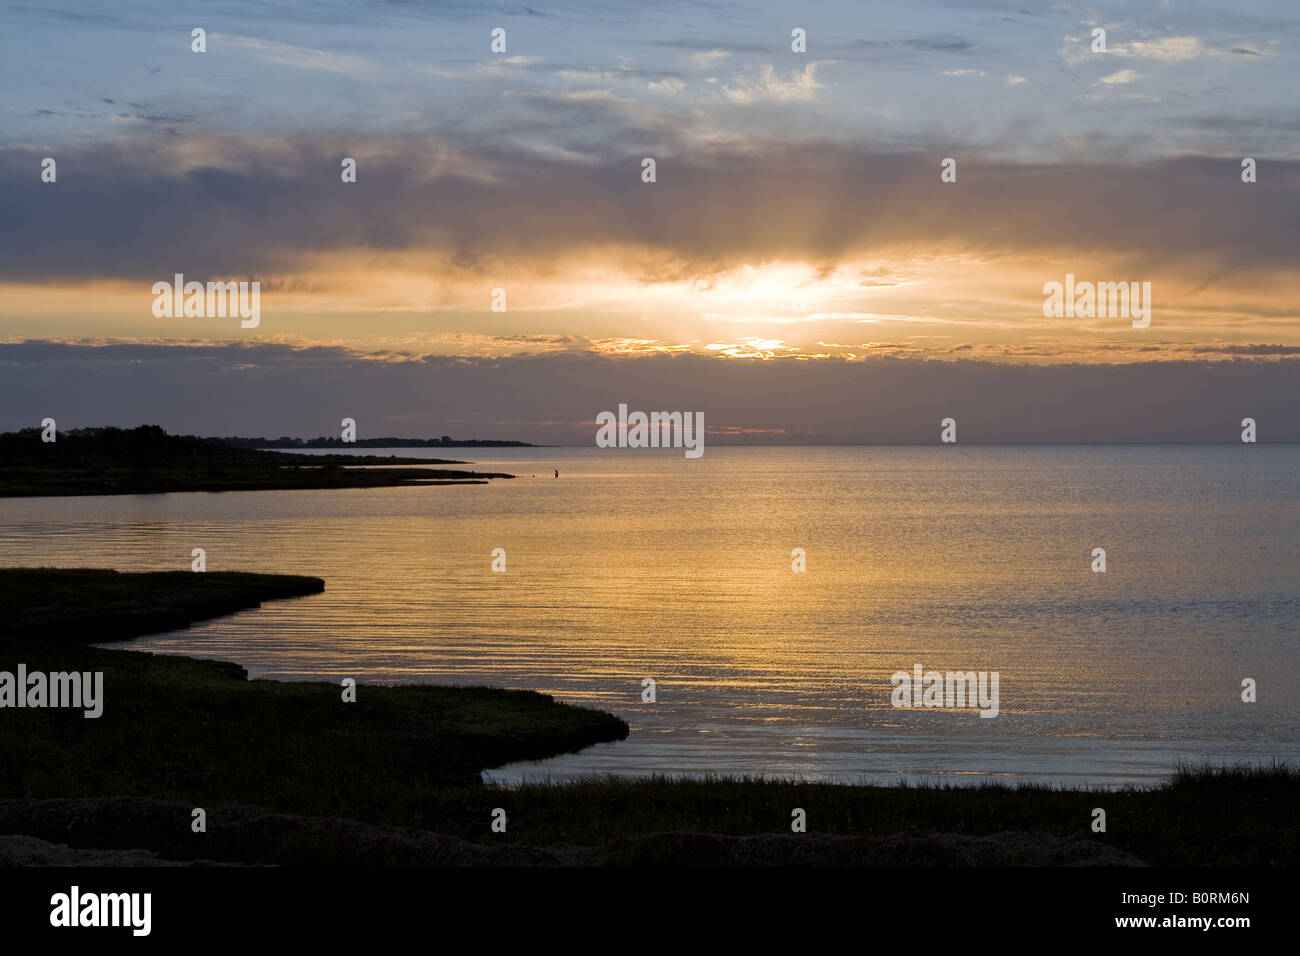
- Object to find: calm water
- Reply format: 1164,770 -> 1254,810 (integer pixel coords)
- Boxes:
3,445 -> 1297,788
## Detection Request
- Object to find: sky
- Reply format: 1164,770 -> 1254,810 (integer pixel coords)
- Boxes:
0,0 -> 1296,441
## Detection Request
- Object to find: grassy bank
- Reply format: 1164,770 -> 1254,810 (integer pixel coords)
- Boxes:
0,569 -> 628,807
0,425 -> 512,496
2,766 -> 1292,867
0,568 -> 326,643
468,763 -> 1297,866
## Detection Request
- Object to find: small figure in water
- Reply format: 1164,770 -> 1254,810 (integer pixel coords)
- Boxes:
554,468 -> 559,478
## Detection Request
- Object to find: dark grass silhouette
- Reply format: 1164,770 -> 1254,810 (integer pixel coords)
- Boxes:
0,425 -> 512,496
0,569 -> 627,820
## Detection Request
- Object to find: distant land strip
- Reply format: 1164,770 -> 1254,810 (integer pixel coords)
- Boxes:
220,436 -> 533,448
0,425 -> 514,497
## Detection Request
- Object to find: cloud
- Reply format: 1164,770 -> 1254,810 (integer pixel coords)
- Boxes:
3,135 -> 1296,287
689,49 -> 730,69
722,63 -> 824,104
215,34 -> 376,77
903,35 -> 973,53
1099,69 -> 1140,85
1109,36 -> 1235,63
476,54 -> 544,74
2,342 -> 1295,443
704,338 -> 800,359
647,77 -> 686,94
1058,31 -> 1265,69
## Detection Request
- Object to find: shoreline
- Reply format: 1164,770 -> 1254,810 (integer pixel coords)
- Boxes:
0,567 -> 1295,866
